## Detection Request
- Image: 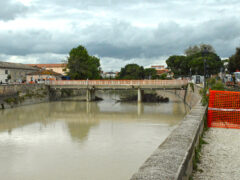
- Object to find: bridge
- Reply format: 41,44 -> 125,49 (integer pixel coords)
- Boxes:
48,80 -> 188,102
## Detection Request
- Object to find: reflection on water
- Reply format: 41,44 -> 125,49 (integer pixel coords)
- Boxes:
0,92 -> 188,180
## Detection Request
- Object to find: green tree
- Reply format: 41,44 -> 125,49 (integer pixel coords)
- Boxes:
184,45 -> 200,56
144,68 -> 157,79
159,73 -> 167,80
188,52 -> 223,75
67,45 -> 101,79
185,44 -> 215,56
166,55 -> 189,77
228,48 -> 240,73
167,44 -> 223,76
117,64 -> 144,79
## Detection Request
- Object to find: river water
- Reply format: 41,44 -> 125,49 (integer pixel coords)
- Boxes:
0,92 -> 188,180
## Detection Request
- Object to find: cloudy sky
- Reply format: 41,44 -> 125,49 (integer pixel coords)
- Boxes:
1,0 -> 240,71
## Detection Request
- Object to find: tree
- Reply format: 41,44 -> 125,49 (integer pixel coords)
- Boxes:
167,44 -> 222,76
117,64 -> 144,79
166,55 -> 189,77
228,48 -> 240,73
185,44 -> 215,56
184,45 -> 200,56
159,73 -> 167,80
67,45 -> 101,79
188,52 -> 222,75
144,68 -> 157,79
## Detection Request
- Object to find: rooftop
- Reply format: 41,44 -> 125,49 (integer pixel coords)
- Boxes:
27,69 -> 62,76
0,61 -> 38,70
27,64 -> 67,68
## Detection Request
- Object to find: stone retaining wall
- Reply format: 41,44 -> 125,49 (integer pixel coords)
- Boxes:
0,84 -> 49,109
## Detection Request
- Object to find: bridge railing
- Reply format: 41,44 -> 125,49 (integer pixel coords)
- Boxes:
48,80 -> 188,86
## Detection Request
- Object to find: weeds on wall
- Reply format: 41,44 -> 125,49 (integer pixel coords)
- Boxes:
199,78 -> 225,106
189,83 -> 195,92
190,113 -> 209,179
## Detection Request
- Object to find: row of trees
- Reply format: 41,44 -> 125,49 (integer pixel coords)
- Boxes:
166,44 -> 223,77
66,44 -> 240,80
66,45 -> 166,80
117,64 -> 166,79
167,44 -> 240,77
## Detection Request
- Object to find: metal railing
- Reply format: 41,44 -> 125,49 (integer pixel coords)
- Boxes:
48,80 -> 188,86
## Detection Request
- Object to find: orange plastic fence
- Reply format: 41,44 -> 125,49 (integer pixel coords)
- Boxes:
208,90 -> 240,129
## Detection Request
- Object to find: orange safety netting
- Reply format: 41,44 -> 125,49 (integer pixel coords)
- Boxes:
208,90 -> 240,129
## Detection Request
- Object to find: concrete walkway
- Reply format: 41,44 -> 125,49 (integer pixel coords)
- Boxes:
193,128 -> 240,180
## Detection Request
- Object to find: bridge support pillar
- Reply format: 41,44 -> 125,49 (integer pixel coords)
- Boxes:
138,88 -> 144,102
86,89 -> 95,102
137,102 -> 144,115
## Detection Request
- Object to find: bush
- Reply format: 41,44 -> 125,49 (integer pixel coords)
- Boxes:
200,78 -> 225,105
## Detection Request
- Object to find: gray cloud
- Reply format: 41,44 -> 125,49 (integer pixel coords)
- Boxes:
0,0 -> 240,71
1,17 -> 239,58
0,0 -> 27,21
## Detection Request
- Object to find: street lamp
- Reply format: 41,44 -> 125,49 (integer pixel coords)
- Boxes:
202,47 -> 209,88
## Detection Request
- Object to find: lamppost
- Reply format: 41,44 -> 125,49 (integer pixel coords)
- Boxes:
202,47 -> 209,89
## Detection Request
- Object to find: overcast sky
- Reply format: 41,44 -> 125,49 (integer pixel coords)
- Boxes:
1,0 -> 240,71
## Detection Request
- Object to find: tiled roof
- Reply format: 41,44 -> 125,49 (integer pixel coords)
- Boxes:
27,64 -> 67,68
27,69 -> 62,76
0,61 -> 38,70
156,69 -> 169,75
151,65 -> 164,67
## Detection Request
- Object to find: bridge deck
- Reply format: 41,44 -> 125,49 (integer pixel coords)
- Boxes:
49,80 -> 188,90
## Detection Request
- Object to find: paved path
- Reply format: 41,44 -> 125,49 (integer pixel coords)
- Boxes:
193,128 -> 240,180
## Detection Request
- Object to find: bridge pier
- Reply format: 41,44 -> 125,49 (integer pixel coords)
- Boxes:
137,102 -> 144,115
86,89 -> 95,102
138,88 -> 144,102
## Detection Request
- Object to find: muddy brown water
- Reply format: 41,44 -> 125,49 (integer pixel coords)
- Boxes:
0,92 -> 188,180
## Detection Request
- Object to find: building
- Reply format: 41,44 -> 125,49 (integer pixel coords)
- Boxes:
102,72 -> 118,79
27,64 -> 67,75
0,61 -> 38,84
151,65 -> 169,75
26,69 -> 62,83
151,65 -> 165,70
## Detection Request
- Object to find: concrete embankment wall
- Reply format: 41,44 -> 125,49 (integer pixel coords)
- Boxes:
157,84 -> 202,109
131,84 -> 207,180
49,88 -> 86,101
0,84 -> 86,109
0,84 -> 49,109
174,84 -> 202,109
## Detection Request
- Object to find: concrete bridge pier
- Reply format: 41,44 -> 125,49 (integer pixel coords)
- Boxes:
86,102 -> 91,114
137,102 -> 144,115
86,89 -> 96,102
138,88 -> 144,102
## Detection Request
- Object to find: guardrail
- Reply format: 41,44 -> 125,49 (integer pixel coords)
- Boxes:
48,80 -> 188,86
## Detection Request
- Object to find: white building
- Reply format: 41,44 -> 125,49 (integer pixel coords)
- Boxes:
102,72 -> 118,79
0,69 -> 8,84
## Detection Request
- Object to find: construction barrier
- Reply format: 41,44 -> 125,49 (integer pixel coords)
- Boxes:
208,90 -> 240,129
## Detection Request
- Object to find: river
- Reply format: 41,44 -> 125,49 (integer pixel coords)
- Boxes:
0,91 -> 188,180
